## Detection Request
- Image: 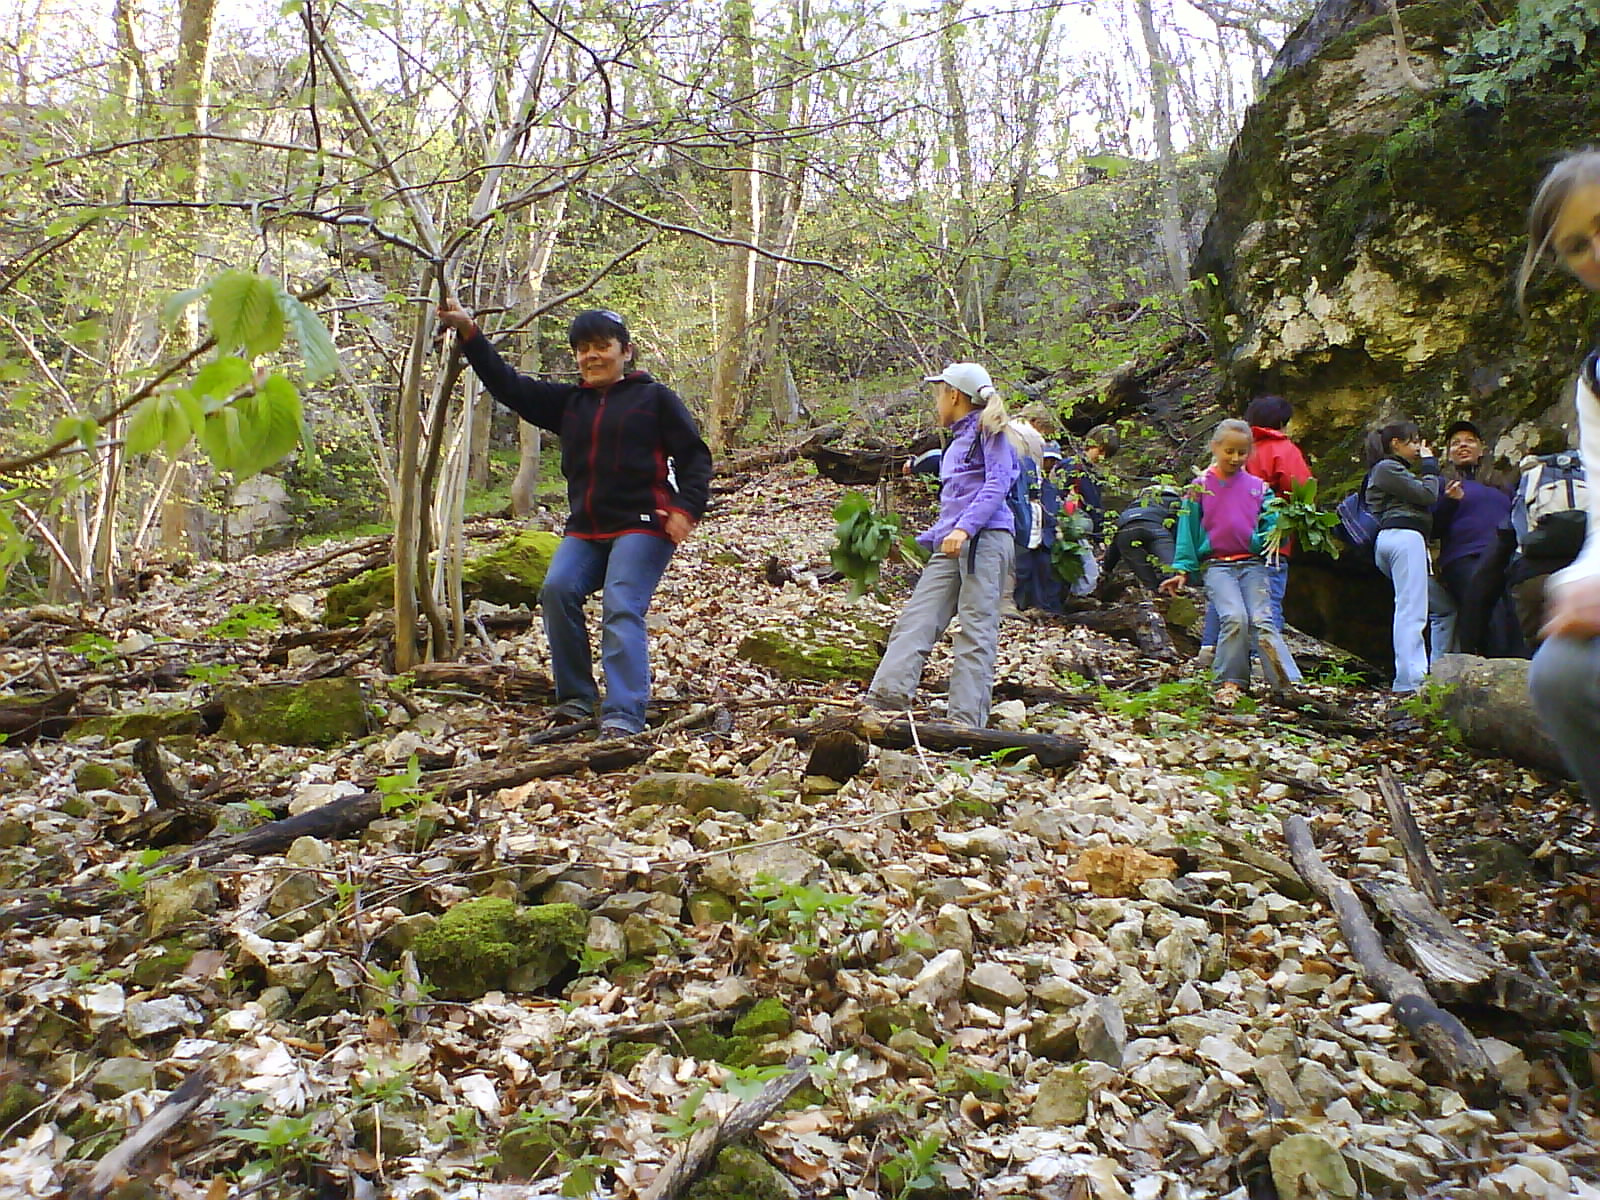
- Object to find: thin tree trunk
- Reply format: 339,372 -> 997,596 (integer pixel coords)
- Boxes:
709,0 -> 759,453
1134,0 -> 1190,306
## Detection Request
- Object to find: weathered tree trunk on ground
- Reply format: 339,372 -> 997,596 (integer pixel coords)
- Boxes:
1282,815 -> 1497,1102
1355,876 -> 1570,1022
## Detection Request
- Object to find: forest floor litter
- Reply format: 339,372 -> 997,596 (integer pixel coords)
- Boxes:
0,461 -> 1597,1200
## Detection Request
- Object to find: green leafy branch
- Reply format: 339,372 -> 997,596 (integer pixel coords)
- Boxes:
1265,478 -> 1342,560
829,491 -> 903,598
124,270 -> 338,480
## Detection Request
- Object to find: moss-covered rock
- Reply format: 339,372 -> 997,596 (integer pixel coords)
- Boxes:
324,531 -> 561,627
72,761 -> 121,791
68,709 -> 205,742
217,678 -> 369,746
143,867 -> 219,938
495,1116 -> 572,1180
736,614 -> 887,683
684,1146 -> 795,1200
628,773 -> 760,817
0,1080 -> 45,1135
413,898 -> 587,999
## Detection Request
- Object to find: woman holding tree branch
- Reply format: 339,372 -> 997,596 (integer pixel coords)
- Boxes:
438,299 -> 712,738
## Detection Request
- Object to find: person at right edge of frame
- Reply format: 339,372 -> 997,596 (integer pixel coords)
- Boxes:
1521,149 -> 1600,816
437,299 -> 712,741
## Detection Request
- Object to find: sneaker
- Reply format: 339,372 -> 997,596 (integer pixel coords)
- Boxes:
863,692 -> 912,714
1213,681 -> 1243,708
598,721 -> 640,740
1193,645 -> 1216,672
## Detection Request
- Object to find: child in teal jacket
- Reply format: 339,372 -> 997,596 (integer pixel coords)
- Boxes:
1161,419 -> 1298,696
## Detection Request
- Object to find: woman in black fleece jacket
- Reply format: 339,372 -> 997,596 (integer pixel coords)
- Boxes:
438,301 -> 712,737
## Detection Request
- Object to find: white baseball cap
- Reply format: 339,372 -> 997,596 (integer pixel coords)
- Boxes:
923,362 -> 995,400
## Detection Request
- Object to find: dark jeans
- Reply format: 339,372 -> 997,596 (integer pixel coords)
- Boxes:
1014,545 -> 1064,612
1108,520 -> 1175,590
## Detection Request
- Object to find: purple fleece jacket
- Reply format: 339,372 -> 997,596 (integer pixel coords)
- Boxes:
918,412 -> 1020,550
1433,469 -> 1511,569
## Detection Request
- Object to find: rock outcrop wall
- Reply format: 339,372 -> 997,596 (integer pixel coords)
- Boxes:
1196,0 -> 1600,491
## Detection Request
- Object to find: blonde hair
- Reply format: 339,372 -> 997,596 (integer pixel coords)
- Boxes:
1516,149 -> 1600,313
965,381 -> 1011,440
1211,417 -> 1252,444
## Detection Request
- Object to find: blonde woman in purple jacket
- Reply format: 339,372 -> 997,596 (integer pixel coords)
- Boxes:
866,364 -> 1021,728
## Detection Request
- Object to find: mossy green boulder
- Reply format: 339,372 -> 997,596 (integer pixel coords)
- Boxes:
217,678 -> 369,746
732,997 -> 793,1040
685,1146 -> 794,1200
736,614 -> 887,683
324,530 -> 561,627
413,898 -> 587,999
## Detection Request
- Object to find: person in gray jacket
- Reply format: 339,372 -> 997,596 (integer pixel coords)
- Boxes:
1364,420 -> 1440,694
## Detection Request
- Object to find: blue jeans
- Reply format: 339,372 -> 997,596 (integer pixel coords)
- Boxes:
1200,560 -> 1299,682
1529,635 -> 1600,814
1375,528 -> 1429,693
1205,560 -> 1297,688
541,533 -> 675,733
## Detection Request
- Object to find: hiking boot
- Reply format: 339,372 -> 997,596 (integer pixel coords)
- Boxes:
549,698 -> 595,726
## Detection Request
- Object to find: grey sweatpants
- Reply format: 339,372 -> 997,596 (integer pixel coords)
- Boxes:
1528,635 -> 1600,814
867,531 -> 1014,727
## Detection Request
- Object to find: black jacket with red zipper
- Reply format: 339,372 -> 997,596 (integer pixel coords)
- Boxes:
461,331 -> 712,540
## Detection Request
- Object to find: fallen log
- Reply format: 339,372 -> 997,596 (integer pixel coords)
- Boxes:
0,689 -> 84,744
719,423 -> 843,475
1356,875 -> 1571,1023
1376,765 -> 1445,907
855,712 -> 1083,767
1282,815 -> 1497,1103
639,1057 -> 813,1200
409,661 -> 556,703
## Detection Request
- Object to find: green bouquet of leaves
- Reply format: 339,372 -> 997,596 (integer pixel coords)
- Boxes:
1050,506 -> 1096,584
1264,478 -> 1342,561
831,491 -> 921,597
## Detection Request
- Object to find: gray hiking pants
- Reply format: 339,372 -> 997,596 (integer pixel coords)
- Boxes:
867,530 -> 1013,728
1529,634 -> 1600,815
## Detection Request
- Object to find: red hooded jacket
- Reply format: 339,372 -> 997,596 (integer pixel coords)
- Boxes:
1247,426 -> 1313,556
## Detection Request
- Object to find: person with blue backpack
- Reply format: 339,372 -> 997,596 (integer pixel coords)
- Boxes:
1364,420 -> 1440,696
1519,150 -> 1600,813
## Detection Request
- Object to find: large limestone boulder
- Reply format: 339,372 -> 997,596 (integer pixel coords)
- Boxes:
1429,653 -> 1566,776
1195,0 -> 1600,485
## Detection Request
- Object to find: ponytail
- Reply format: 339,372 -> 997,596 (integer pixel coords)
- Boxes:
976,384 -> 1009,438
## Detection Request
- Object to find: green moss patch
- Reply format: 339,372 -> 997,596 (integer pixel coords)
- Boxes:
413,898 -> 586,999
217,678 -> 369,747
324,531 -> 561,627
685,1146 -> 793,1200
737,614 -> 888,683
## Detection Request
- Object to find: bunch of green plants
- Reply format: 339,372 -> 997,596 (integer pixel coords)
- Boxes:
743,874 -> 874,958
1050,507 -> 1096,584
830,491 -> 907,597
204,602 -> 282,639
1264,479 -> 1342,560
1446,0 -> 1599,105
